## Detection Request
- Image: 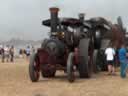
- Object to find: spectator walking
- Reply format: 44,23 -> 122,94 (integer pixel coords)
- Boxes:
0,44 -> 3,55
1,46 -> 5,63
31,46 -> 35,53
26,46 -> 31,60
19,49 -> 23,58
118,44 -> 128,78
4,45 -> 10,62
105,43 -> 116,75
10,45 -> 14,62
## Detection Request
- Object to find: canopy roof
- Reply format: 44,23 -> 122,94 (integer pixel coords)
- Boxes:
42,18 -> 83,28
42,17 -> 111,30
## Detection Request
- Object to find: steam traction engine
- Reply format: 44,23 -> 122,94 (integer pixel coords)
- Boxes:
90,17 -> 126,71
29,7 -> 96,82
28,7 -> 124,82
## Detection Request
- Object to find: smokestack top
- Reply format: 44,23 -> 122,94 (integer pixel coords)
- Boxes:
79,13 -> 85,18
49,7 -> 59,13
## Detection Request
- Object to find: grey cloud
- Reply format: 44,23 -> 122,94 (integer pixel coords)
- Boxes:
0,0 -> 128,41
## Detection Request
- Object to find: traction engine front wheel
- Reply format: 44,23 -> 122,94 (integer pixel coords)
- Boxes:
29,53 -> 40,82
67,52 -> 75,82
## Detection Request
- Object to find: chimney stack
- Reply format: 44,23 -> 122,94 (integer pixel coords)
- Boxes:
49,7 -> 59,34
79,13 -> 85,32
79,13 -> 85,22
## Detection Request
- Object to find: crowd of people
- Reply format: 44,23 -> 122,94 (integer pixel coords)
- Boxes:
0,45 -> 14,62
0,45 -> 36,63
19,46 -> 35,60
105,43 -> 128,78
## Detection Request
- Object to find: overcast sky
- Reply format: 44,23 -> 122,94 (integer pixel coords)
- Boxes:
0,0 -> 128,41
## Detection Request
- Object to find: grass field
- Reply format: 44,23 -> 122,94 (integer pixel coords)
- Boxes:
0,58 -> 128,96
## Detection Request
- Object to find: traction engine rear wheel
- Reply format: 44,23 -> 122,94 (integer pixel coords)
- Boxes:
93,50 -> 99,73
78,38 -> 92,78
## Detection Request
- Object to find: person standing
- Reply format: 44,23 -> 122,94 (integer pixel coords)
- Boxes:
10,45 -> 14,62
19,49 -> 22,58
1,46 -> 5,63
4,45 -> 10,62
118,44 -> 128,78
26,46 -> 31,60
105,44 -> 116,75
31,46 -> 35,53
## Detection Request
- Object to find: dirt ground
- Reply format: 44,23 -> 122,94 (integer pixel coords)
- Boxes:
0,58 -> 128,96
